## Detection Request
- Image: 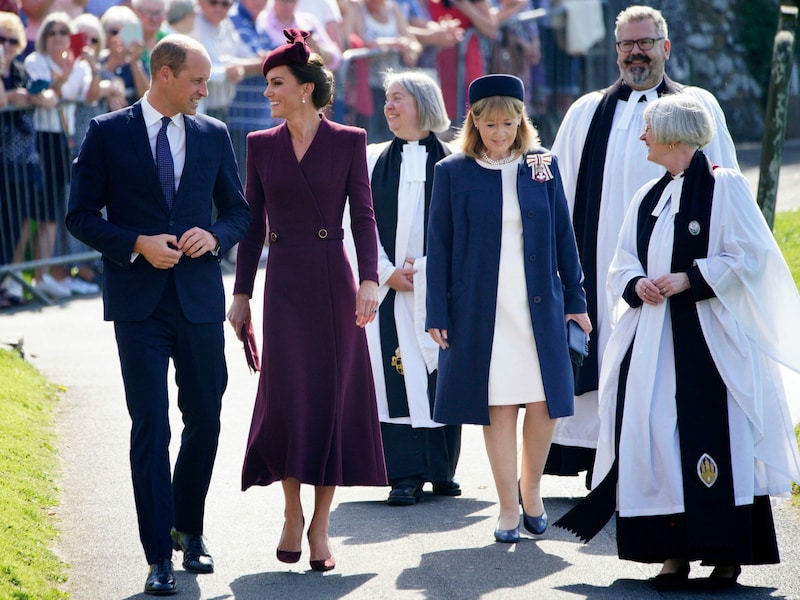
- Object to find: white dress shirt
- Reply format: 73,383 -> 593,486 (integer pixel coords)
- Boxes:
141,94 -> 186,192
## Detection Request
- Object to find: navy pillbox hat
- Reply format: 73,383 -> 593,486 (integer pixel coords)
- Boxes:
468,74 -> 525,105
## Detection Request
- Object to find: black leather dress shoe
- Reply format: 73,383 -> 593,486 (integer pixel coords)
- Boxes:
145,559 -> 177,595
700,564 -> 741,589
432,480 -> 462,497
387,485 -> 423,506
651,562 -> 690,591
171,528 -> 214,573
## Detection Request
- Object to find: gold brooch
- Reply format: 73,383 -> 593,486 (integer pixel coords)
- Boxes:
391,347 -> 404,376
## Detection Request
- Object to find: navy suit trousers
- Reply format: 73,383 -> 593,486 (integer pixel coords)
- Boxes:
114,272 -> 227,564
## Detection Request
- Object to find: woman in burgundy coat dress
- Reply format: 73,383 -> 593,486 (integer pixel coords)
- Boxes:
227,29 -> 387,573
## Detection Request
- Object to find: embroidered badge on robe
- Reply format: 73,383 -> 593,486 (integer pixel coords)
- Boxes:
688,220 -> 701,236
526,153 -> 553,183
391,347 -> 404,375
697,453 -> 718,488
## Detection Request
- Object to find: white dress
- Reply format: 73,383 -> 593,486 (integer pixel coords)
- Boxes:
479,156 -> 546,406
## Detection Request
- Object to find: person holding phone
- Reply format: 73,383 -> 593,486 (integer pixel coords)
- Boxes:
100,6 -> 150,105
23,11 -> 101,300
0,10 -> 39,308
426,74 -> 590,543
131,0 -> 167,71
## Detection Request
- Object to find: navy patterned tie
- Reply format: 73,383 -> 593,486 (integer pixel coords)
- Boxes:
156,116 -> 175,210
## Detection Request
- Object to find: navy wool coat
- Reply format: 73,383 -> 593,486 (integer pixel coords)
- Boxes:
425,151 -> 586,425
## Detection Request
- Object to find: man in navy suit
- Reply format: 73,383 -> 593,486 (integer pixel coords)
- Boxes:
66,34 -> 250,595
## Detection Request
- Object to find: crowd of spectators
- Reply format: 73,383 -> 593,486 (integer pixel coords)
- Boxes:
0,0 -> 590,308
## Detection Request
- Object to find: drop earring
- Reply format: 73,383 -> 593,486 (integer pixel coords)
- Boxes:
301,95 -> 306,104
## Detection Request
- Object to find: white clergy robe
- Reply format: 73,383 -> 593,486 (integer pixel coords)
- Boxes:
596,167 -> 800,517
549,81 -> 740,452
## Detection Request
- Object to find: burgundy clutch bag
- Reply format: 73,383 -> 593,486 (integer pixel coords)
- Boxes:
241,321 -> 261,373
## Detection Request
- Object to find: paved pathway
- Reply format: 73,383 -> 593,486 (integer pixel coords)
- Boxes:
2,144 -> 800,599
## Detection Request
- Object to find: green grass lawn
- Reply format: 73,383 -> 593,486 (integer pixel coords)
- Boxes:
0,349 -> 67,600
774,209 -> 800,288
774,210 -> 800,506
1,211 -> 800,598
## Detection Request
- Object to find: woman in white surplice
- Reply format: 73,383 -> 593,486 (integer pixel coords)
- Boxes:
356,71 -> 462,506
555,94 -> 800,591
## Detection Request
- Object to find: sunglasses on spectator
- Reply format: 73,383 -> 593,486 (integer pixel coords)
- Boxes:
207,0 -> 233,7
0,35 -> 20,46
138,8 -> 165,17
47,28 -> 71,37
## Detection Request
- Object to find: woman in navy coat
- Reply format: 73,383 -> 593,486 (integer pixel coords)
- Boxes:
426,75 -> 590,543
227,29 -> 387,573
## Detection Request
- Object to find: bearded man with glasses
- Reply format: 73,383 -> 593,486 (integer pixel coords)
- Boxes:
544,4 -> 738,495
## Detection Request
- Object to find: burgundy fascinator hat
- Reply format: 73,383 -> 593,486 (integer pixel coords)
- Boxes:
262,28 -> 312,78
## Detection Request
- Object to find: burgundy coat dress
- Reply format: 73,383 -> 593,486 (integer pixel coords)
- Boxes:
235,116 -> 388,489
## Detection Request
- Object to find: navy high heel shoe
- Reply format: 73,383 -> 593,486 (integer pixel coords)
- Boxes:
493,522 -> 520,543
522,510 -> 548,535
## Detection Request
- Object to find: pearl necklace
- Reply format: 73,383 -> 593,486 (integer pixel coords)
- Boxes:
480,150 -> 517,165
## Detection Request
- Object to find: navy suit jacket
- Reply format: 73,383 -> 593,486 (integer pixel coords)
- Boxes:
67,102 -> 250,323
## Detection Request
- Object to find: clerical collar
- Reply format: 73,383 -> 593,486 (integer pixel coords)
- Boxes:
618,80 -> 661,102
399,132 -> 438,150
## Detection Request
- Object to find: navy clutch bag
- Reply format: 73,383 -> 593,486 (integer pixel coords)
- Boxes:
567,319 -> 589,366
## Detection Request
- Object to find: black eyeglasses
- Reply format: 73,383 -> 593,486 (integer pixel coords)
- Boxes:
0,35 -> 20,46
47,28 -> 71,37
615,37 -> 664,52
207,0 -> 233,7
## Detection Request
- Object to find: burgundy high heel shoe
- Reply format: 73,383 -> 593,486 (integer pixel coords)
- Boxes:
276,518 -> 304,564
307,529 -> 335,572
309,556 -> 336,572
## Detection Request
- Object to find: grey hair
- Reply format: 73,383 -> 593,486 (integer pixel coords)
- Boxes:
101,5 -> 141,31
643,94 -> 714,150
36,12 -> 74,54
132,0 -> 166,9
166,0 -> 197,25
72,13 -> 106,50
615,5 -> 668,40
383,71 -> 451,134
